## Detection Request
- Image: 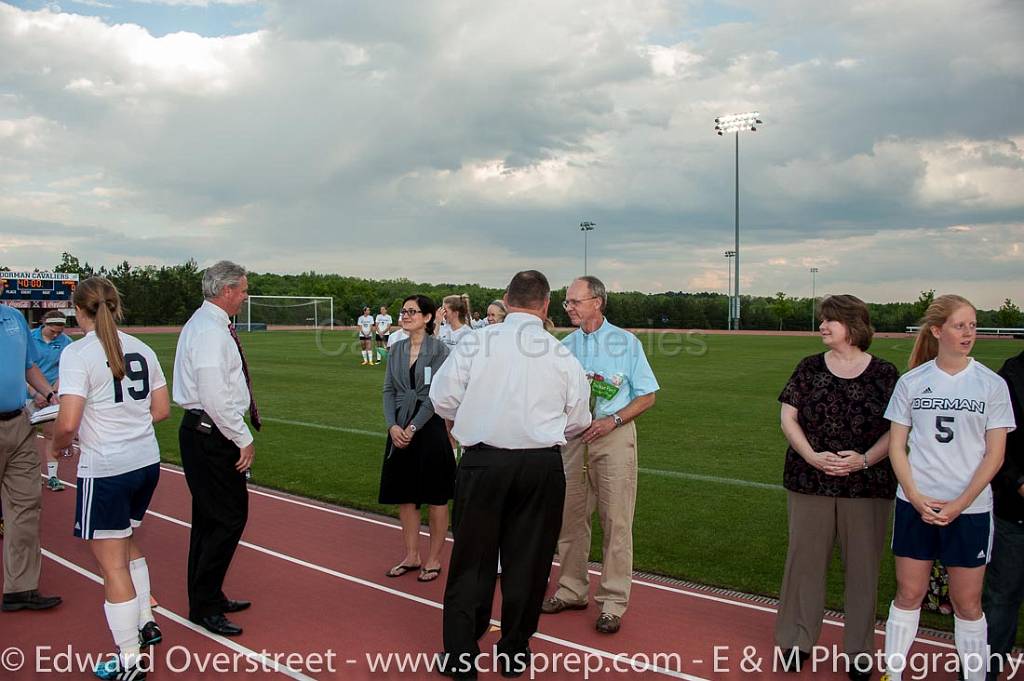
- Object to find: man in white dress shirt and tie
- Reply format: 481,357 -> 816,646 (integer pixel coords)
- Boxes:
173,260 -> 260,637
430,270 -> 591,679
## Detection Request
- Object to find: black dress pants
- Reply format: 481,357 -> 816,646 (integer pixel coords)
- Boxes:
179,418 -> 248,620
442,446 -> 565,668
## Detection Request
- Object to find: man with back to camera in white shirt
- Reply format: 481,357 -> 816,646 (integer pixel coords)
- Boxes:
173,260 -> 260,637
429,269 -> 592,680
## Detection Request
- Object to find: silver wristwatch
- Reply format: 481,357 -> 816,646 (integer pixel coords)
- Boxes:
611,413 -> 623,428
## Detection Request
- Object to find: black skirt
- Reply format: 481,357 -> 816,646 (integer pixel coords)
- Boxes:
378,413 -> 456,506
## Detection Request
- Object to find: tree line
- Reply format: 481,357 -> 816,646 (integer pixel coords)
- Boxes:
3,252 -> 1021,332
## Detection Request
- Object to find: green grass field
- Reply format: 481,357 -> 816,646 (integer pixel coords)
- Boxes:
139,329 -> 1022,635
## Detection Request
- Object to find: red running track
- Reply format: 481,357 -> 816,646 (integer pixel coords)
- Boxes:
2,465 -> 962,679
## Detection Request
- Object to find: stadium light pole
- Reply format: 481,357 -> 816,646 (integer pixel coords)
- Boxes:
715,111 -> 763,330
580,221 -> 596,275
724,250 -> 736,330
809,267 -> 819,331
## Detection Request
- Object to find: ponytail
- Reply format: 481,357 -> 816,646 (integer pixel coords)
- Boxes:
908,294 -> 974,369
73,277 -> 125,380
442,294 -> 471,325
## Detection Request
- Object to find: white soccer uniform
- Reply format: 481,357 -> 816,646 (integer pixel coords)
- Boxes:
357,314 -> 374,338
375,314 -> 393,336
439,323 -> 472,348
884,358 -> 1016,513
58,331 -> 167,479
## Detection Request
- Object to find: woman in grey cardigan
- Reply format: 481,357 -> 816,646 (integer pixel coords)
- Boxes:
380,294 -> 455,582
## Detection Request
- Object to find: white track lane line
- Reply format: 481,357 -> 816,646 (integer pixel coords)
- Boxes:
40,548 -> 316,681
154,467 -> 955,651
53,474 -> 699,679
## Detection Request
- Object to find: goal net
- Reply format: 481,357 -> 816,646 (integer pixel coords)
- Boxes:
237,296 -> 334,331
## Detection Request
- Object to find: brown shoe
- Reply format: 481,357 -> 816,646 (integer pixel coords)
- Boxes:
541,597 -> 587,614
595,613 -> 621,634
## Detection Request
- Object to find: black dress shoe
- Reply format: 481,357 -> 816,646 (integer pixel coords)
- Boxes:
847,653 -> 873,681
222,599 -> 251,613
194,614 -> 243,636
2,589 -> 62,612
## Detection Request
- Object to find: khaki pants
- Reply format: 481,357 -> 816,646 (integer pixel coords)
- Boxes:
553,422 -> 637,617
0,414 -> 43,594
774,491 -> 893,655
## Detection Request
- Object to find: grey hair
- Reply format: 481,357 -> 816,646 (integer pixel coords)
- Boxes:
576,275 -> 607,312
202,260 -> 247,299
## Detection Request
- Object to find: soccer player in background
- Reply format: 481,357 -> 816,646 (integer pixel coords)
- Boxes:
881,295 -> 1015,681
358,306 -> 376,365
374,305 -> 393,362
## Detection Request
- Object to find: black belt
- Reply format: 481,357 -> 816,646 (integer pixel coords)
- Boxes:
464,443 -> 560,453
0,408 -> 24,421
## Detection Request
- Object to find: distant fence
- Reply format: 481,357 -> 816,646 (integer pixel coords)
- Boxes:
906,326 -> 1024,339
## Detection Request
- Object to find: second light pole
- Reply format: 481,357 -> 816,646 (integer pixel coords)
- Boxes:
580,221 -> 596,275
809,267 -> 819,331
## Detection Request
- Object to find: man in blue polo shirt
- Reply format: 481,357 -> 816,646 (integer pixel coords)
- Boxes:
541,275 -> 659,635
0,303 -> 62,612
28,312 -> 72,492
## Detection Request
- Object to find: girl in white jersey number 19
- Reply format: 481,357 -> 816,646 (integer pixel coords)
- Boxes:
53,278 -> 171,681
880,295 -> 1015,681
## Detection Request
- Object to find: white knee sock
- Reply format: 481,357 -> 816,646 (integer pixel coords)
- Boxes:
954,614 -> 988,681
47,461 -> 58,478
129,558 -> 154,626
884,602 -> 921,680
104,598 -> 142,668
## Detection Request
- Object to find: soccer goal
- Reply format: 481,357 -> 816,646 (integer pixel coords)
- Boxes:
237,296 -> 334,331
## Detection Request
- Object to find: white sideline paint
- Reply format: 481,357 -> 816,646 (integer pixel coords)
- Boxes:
41,549 -> 316,681
151,468 -> 955,651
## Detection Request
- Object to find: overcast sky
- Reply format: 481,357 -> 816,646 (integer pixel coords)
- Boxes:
1,0 -> 1021,307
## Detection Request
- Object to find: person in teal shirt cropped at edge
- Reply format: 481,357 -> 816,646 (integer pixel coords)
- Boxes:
541,275 -> 659,635
27,311 -> 72,492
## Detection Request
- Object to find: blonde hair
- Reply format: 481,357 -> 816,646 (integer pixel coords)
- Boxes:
443,294 -> 471,325
487,299 -> 508,323
73,277 -> 126,380
909,294 -> 975,369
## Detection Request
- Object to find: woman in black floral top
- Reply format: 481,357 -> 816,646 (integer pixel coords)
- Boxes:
773,295 -> 899,681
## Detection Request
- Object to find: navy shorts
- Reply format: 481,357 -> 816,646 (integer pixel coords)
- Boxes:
74,463 -> 160,540
892,498 -> 993,568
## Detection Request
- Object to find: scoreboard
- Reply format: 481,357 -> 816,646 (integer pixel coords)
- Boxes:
0,272 -> 79,309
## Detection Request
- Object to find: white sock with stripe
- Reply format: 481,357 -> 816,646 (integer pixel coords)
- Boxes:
954,614 -> 988,681
129,558 -> 154,627
883,602 -> 920,680
104,597 -> 142,668
47,461 -> 58,478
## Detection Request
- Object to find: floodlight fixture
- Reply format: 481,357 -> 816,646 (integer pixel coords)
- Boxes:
714,111 -> 763,135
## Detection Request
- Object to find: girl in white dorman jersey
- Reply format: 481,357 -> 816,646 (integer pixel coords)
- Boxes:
53,277 -> 171,681
880,295 -> 1015,681
437,294 -> 473,348
357,306 -> 376,365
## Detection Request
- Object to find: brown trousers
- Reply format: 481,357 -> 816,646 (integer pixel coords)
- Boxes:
553,422 -> 637,617
774,491 -> 893,655
0,414 -> 43,594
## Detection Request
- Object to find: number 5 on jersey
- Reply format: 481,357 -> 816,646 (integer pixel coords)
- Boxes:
935,415 -> 955,443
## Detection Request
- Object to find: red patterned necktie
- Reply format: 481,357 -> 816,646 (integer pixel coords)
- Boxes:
228,323 -> 262,432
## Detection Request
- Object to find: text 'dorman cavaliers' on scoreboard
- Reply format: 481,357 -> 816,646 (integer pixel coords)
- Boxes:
0,272 -> 79,309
